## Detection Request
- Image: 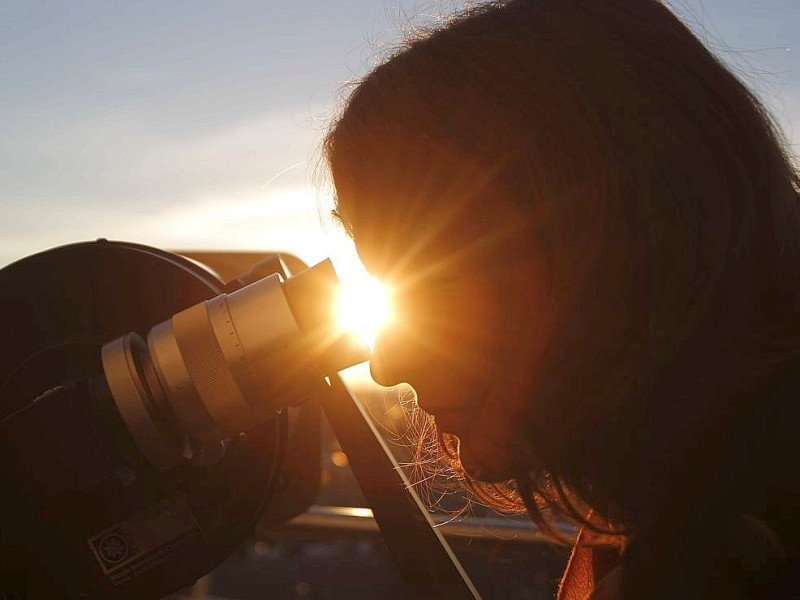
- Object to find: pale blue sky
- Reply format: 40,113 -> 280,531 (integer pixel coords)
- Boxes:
1,0 -> 798,278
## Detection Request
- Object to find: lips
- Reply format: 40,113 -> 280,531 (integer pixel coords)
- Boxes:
427,408 -> 471,437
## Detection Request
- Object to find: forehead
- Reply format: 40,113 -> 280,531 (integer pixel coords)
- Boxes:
329,120 -> 542,283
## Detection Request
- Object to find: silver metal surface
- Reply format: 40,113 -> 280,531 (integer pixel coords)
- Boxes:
101,335 -> 185,471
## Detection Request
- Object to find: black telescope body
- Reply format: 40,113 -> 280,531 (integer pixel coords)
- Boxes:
0,240 -> 482,600
0,241 -> 366,599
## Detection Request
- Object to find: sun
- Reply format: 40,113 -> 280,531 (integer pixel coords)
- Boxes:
335,274 -> 393,351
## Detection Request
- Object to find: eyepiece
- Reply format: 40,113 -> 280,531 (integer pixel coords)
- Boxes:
283,260 -> 370,375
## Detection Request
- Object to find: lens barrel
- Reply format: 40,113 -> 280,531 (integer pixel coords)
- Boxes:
101,260 -> 369,471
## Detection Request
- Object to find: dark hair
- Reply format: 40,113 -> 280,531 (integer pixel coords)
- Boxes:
324,0 -> 799,584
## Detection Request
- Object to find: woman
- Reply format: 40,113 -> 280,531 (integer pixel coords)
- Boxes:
324,0 -> 798,597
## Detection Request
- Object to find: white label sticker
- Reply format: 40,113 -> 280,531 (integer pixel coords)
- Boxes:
87,495 -> 202,582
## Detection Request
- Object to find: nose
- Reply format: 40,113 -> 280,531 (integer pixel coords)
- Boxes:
368,327 -> 408,388
368,351 -> 398,387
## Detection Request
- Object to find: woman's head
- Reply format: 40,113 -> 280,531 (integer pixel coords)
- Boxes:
324,0 -> 800,534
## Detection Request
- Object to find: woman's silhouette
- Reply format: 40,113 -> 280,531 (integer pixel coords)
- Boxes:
324,1 -> 798,596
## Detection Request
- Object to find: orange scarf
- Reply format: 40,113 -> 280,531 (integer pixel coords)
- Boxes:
557,528 -> 623,600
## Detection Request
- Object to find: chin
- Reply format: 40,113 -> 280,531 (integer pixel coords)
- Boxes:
429,411 -> 519,483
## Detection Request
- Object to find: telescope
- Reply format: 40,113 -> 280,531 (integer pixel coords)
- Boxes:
0,240 -> 480,599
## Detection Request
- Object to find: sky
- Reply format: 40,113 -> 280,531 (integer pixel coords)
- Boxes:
1,0 -> 798,283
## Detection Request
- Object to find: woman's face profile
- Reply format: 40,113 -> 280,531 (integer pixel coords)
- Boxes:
346,183 -> 564,481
